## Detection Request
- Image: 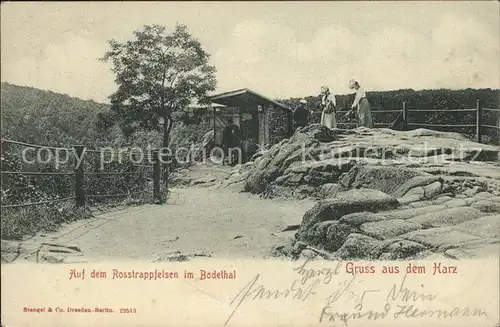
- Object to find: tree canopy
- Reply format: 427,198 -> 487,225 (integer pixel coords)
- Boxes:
101,24 -> 217,146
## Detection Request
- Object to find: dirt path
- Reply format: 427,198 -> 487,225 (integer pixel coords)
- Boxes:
19,187 -> 314,262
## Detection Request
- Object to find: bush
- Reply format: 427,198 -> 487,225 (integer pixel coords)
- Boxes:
1,203 -> 91,240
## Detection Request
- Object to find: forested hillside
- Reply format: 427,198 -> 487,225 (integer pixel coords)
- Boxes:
1,83 -> 109,146
1,82 -> 214,150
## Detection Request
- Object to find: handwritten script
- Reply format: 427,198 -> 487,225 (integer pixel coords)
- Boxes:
224,259 -> 488,325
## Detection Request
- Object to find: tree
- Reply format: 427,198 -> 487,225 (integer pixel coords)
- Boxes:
101,24 -> 217,166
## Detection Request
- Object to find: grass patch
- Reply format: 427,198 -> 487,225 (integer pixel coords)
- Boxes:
1,203 -> 92,240
1,191 -> 159,241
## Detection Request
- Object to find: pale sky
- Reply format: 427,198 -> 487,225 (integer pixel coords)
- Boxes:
1,1 -> 499,103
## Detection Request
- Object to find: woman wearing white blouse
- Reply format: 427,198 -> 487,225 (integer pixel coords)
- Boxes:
348,79 -> 373,128
320,85 -> 337,129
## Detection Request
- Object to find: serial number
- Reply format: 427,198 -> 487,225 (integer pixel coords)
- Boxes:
119,308 -> 137,314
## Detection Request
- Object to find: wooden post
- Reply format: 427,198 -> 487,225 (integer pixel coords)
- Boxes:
153,150 -> 161,203
402,101 -> 408,130
74,145 -> 85,207
476,99 -> 483,143
212,107 -> 216,145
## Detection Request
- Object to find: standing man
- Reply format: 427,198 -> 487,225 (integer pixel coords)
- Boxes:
348,79 -> 373,128
293,98 -> 309,130
222,117 -> 242,166
320,85 -> 337,129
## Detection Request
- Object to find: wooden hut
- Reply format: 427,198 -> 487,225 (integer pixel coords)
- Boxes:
210,88 -> 293,159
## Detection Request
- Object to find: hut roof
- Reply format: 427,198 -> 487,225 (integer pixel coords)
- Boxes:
210,88 -> 291,111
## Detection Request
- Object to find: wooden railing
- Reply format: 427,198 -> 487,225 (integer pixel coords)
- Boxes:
0,139 -> 166,209
330,99 -> 499,144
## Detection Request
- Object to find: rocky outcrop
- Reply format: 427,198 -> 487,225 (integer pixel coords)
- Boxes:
339,165 -> 428,195
279,184 -> 499,260
401,228 -> 481,250
179,126 -> 500,202
373,239 -> 429,260
408,207 -> 484,228
359,219 -> 423,240
298,220 -> 357,252
336,233 -> 382,259
244,125 -> 340,194
240,125 -> 500,201
452,215 -> 500,238
295,189 -> 400,239
471,200 -> 500,213
174,125 -> 500,261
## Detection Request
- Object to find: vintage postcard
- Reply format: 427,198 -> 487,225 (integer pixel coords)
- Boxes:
1,1 -> 499,327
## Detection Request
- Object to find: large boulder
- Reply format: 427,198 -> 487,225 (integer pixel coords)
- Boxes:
406,128 -> 469,140
444,242 -> 500,259
339,165 -> 427,195
292,185 -> 318,199
336,233 -> 382,259
401,227 -> 481,250
322,222 -> 358,252
270,238 -> 297,258
423,181 -> 443,199
371,239 -> 428,260
471,200 -> 500,213
457,148 -> 500,162
408,207 -> 484,228
471,192 -> 495,201
275,172 -> 304,186
244,141 -> 315,193
398,187 -> 425,204
338,212 -> 388,226
263,185 -> 295,199
304,170 -> 339,187
443,198 -> 468,208
243,125 -> 357,195
296,189 -> 399,239
359,219 -> 423,240
290,124 -> 337,143
452,215 -> 500,238
319,183 -> 342,198
407,146 -> 453,158
284,159 -> 355,187
382,204 -> 447,220
298,220 -> 357,252
392,175 -> 443,198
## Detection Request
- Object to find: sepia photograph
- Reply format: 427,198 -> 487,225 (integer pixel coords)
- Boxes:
1,1 -> 499,326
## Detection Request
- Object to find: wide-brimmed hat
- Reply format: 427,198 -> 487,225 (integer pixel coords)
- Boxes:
299,99 -> 307,104
348,79 -> 357,89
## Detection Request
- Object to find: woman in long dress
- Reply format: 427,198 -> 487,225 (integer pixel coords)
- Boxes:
320,85 -> 337,129
348,79 -> 373,128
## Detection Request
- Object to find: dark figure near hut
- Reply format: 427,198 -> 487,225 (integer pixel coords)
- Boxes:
293,99 -> 309,130
222,118 -> 242,166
